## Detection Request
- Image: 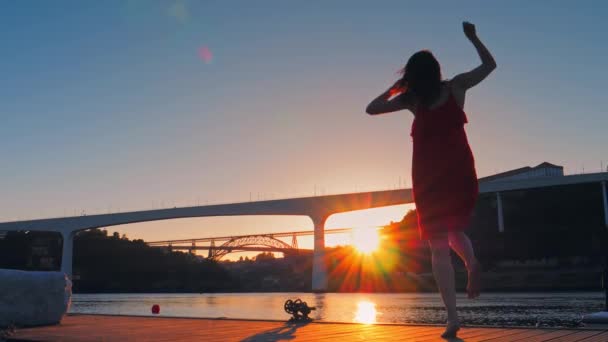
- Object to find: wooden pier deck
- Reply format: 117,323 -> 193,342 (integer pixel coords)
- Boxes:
9,314 -> 608,342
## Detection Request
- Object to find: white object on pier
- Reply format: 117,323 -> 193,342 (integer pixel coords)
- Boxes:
0,269 -> 72,328
582,311 -> 608,329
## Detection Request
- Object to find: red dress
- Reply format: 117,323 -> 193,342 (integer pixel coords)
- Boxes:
410,89 -> 478,240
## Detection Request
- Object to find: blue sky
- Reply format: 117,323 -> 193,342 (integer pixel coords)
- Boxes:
1,1 -> 607,243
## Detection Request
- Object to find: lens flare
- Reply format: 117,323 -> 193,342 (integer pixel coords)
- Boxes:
198,46 -> 213,64
167,1 -> 189,24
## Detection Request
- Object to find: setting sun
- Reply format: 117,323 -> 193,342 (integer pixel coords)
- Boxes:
351,227 -> 380,254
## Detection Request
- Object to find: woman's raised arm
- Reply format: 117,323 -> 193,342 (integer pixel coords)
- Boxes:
452,22 -> 497,90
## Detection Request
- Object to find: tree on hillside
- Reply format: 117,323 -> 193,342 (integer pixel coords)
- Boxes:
254,252 -> 276,262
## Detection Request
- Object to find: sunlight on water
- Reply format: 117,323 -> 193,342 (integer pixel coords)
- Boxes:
353,301 -> 377,324
70,292 -> 605,327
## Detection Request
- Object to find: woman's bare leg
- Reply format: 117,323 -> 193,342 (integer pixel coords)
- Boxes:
428,235 -> 460,337
448,231 -> 481,298
448,231 -> 477,268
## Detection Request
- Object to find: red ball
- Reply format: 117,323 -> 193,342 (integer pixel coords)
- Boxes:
151,304 -> 160,314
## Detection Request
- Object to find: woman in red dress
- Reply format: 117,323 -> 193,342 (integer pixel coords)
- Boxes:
366,22 -> 496,338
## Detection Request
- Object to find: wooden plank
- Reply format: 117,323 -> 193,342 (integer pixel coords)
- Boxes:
467,328 -> 541,342
411,327 -> 514,342
9,315 -> 608,342
312,325 -> 427,341
463,328 -> 526,342
396,327 -> 446,341
422,327 -> 504,341
381,326 -> 444,341
578,331 -> 608,342
532,330 -> 606,342
506,329 -> 580,342
267,323 -> 367,342
483,329 -> 570,342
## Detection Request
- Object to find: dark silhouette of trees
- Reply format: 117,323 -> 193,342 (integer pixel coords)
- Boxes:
0,229 -> 235,293
254,252 -> 276,262
72,229 -> 235,293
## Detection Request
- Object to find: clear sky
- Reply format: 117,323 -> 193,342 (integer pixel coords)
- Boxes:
1,1 -> 607,252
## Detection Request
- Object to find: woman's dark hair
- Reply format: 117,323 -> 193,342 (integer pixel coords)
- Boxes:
399,50 -> 442,108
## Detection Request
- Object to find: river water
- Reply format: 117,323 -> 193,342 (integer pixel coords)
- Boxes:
70,292 -> 605,327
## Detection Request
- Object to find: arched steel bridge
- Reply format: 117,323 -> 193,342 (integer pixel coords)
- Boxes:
147,228 -> 354,260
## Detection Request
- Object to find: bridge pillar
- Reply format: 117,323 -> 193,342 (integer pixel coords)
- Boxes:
61,231 -> 75,278
291,234 -> 298,249
208,240 -> 215,259
496,192 -> 505,233
311,215 -> 329,292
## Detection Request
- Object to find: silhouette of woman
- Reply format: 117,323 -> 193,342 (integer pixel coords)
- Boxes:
366,21 -> 496,338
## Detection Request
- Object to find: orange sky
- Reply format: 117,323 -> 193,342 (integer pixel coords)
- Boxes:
111,203 -> 414,260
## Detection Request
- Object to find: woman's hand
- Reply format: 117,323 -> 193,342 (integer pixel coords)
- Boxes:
463,21 -> 477,41
366,78 -> 412,115
389,79 -> 407,97
451,21 -> 496,90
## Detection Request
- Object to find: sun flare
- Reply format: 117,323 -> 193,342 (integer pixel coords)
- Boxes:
351,227 -> 380,254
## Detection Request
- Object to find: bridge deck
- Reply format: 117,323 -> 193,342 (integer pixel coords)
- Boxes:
10,314 -> 608,342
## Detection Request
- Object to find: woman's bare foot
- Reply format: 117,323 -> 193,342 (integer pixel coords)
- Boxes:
467,261 -> 481,299
441,321 -> 461,339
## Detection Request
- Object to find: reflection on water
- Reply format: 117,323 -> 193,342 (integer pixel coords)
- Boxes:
70,292 -> 604,328
354,301 -> 377,324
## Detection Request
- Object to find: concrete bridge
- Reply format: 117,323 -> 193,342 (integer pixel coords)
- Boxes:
0,189 -> 412,291
1,171 -> 607,292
